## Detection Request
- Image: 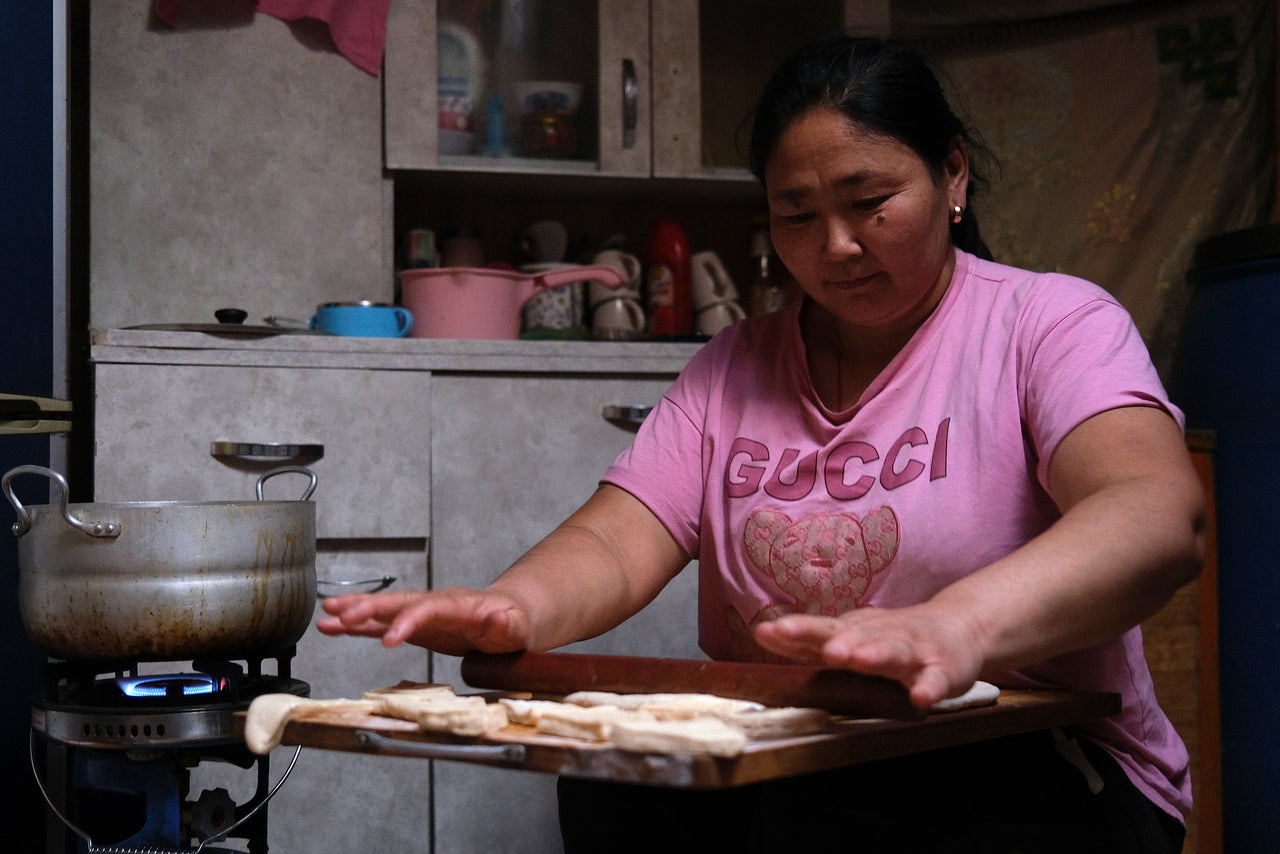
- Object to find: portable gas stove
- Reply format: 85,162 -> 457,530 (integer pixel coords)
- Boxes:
32,649 -> 308,854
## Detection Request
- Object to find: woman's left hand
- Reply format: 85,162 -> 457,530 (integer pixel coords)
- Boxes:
753,603 -> 985,710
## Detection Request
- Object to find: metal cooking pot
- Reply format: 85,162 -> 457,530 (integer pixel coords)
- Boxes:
3,465 -> 318,662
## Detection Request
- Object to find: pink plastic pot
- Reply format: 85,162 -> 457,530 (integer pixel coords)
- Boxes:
399,264 -> 624,340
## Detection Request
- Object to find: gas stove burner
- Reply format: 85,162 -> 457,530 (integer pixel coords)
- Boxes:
32,652 -> 306,852
116,672 -> 229,699
33,651 -> 309,749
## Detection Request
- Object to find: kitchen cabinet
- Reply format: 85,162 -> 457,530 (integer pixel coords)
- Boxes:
384,0 -> 887,179
385,1 -> 891,330
92,358 -> 436,853
89,331 -> 702,853
428,372 -> 704,853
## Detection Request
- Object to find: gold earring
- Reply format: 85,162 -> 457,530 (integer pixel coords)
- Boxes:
951,204 -> 964,224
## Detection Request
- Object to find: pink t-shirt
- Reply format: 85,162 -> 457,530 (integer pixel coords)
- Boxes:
604,249 -> 1191,821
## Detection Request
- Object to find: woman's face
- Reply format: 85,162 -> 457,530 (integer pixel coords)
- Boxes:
764,107 -> 967,336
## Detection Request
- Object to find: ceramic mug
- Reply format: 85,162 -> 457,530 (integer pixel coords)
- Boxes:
518,263 -> 587,339
691,250 -> 746,337
590,250 -> 645,340
310,301 -> 413,337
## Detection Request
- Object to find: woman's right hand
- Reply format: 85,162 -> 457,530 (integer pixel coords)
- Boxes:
316,587 -> 533,656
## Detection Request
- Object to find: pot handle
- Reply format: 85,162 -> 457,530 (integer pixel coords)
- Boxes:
528,264 -> 626,298
2,465 -> 121,539
255,465 -> 319,502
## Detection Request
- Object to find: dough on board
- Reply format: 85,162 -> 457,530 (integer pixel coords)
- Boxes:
930,680 -> 1001,713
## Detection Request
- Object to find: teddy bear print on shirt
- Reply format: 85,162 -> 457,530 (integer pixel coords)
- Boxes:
725,506 -> 900,661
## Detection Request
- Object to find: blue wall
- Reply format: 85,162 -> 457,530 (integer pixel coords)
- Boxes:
0,0 -> 56,847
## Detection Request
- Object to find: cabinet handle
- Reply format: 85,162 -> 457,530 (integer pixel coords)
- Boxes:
622,59 -> 638,149
211,441 -> 325,463
602,405 -> 652,432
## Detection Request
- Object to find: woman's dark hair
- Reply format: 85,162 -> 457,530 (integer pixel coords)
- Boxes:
748,35 -> 994,260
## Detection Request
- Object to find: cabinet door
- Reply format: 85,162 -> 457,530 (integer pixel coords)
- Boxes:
93,364 -> 431,539
386,1 -> 883,179
96,363 -> 435,851
385,0 -> 650,177
263,547 -> 433,853
188,548 -> 434,854
651,0 -> 875,179
428,373 -> 702,854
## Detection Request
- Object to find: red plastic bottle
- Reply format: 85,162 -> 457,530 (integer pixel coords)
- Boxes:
645,216 -> 693,338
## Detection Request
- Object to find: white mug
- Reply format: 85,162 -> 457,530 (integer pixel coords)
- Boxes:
589,249 -> 646,340
691,250 -> 746,336
590,249 -> 642,304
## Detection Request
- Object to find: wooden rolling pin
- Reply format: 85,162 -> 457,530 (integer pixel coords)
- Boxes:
460,651 -> 925,721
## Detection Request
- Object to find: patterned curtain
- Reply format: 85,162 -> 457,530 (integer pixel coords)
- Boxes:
890,0 -> 1275,378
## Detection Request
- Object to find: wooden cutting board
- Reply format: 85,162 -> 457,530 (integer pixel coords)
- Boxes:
240,687 -> 1120,789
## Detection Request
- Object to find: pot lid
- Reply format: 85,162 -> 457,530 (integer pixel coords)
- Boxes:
124,323 -> 326,336
125,307 -> 327,336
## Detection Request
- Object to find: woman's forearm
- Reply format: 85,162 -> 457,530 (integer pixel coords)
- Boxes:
935,464 -> 1205,676
485,484 -> 691,651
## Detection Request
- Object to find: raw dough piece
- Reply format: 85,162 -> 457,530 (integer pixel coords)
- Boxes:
564,691 -> 764,718
535,704 -> 654,742
245,694 -> 309,754
289,697 -> 382,721
370,686 -> 464,721
245,696 -> 382,754
930,681 -> 1001,713
416,697 -> 510,736
364,681 -> 456,699
498,697 -> 566,727
725,706 -> 831,739
364,683 -> 514,737
632,694 -> 766,721
562,691 -> 657,710
608,716 -> 749,758
563,690 -> 828,738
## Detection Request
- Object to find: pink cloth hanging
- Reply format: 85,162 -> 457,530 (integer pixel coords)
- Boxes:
154,0 -> 392,76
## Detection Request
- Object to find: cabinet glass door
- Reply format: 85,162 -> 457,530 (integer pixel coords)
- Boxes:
431,0 -> 651,176
653,0 -> 849,180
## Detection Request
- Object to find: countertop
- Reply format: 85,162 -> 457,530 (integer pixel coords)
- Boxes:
90,328 -> 705,375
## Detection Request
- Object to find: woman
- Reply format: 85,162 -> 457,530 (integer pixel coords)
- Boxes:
320,35 -> 1204,852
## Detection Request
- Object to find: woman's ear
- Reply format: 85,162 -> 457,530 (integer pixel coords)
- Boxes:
945,136 -> 970,208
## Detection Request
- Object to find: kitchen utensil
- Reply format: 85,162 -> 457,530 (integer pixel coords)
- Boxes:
590,249 -> 645,340
399,264 -> 624,340
126,322 -> 321,336
127,308 -> 326,336
691,250 -> 746,336
310,301 -> 413,337
518,263 -> 587,339
512,80 -> 582,116
460,651 -> 924,720
3,465 -> 318,661
316,576 -> 397,599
